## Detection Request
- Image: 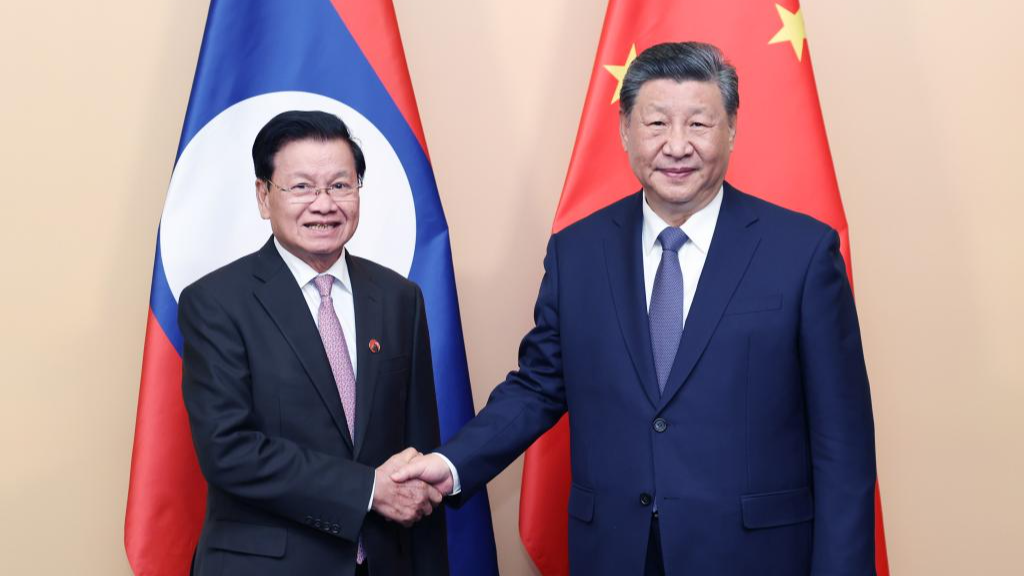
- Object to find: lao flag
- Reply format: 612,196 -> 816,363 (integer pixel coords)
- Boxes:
518,1 -> 889,574
124,1 -> 499,574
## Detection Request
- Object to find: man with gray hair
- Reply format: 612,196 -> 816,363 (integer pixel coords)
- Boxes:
395,42 -> 876,575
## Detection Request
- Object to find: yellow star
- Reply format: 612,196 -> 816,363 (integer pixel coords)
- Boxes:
768,4 -> 806,61
603,44 -> 638,104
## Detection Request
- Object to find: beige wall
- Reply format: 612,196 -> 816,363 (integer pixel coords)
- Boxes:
1,0 -> 1021,574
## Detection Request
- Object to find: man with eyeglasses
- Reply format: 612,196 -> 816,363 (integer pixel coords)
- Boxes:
180,110 -> 449,576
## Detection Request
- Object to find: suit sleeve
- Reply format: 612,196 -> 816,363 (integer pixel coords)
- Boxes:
439,236 -> 569,500
180,282 -> 374,542
405,286 -> 450,575
799,229 -> 877,575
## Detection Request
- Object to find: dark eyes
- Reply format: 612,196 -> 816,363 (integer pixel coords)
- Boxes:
645,120 -> 710,129
291,182 -> 353,191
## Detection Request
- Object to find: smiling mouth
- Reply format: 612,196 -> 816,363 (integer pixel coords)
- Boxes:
660,167 -> 697,177
304,223 -> 340,231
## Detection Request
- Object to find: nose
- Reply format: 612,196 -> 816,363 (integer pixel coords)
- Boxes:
307,189 -> 339,213
662,124 -> 694,158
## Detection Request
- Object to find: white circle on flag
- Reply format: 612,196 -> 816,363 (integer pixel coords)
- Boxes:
160,91 -> 417,300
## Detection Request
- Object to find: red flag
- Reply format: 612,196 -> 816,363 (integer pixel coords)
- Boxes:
518,1 -> 889,574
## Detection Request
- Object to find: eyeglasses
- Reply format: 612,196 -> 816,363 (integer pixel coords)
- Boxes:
265,179 -> 361,204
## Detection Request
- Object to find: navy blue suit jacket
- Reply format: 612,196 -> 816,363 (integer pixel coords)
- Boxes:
441,184 -> 876,575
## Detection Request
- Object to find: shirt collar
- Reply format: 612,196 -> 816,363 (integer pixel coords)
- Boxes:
273,237 -> 352,294
641,186 -> 723,256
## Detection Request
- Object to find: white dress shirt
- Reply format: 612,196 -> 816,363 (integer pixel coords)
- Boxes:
641,186 -> 723,322
274,238 -> 357,375
273,239 -> 372,508
441,187 -> 724,496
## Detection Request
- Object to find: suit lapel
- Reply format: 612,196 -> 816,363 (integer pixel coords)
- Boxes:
348,254 -> 382,460
658,185 -> 761,410
604,193 -> 661,407
251,238 -> 355,450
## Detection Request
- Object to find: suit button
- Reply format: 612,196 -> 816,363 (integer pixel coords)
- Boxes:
304,516 -> 313,525
640,493 -> 652,506
332,523 -> 340,534
653,418 -> 668,433
314,520 -> 321,529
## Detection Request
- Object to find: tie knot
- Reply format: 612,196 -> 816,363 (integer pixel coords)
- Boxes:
314,274 -> 335,298
657,227 -> 688,253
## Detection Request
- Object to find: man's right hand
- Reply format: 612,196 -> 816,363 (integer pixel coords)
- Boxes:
390,453 -> 455,496
371,448 -> 443,527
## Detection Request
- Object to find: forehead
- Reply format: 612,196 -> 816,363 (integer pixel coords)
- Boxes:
632,79 -> 726,115
273,138 -> 355,173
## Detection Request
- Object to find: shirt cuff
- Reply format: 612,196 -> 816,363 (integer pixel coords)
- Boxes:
367,477 -> 375,511
434,452 -> 462,495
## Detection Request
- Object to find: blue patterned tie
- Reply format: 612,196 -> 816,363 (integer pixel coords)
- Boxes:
649,227 -> 688,394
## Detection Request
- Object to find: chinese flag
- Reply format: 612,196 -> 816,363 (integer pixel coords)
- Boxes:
518,1 -> 890,574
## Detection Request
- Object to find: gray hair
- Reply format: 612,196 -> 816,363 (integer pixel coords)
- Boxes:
619,42 -> 739,119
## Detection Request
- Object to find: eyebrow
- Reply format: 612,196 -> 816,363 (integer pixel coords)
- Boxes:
288,170 -> 353,181
644,103 -> 713,115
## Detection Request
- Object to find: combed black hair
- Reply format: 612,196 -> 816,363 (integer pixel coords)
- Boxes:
252,110 -> 366,183
620,42 -> 739,119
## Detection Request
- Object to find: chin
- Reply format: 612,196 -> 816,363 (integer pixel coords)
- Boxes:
651,188 -> 698,205
670,183 -> 716,203
294,240 -> 340,255
316,243 -> 346,256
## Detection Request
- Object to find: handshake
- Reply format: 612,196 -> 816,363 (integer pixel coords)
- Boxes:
371,448 -> 455,527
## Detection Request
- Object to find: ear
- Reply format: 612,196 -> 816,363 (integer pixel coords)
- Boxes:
256,179 -> 271,220
727,115 -> 737,151
618,113 -> 630,151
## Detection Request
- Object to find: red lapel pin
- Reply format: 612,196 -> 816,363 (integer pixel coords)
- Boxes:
368,339 -> 381,354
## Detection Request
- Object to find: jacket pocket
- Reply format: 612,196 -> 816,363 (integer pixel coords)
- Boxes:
724,293 -> 782,315
567,483 -> 595,523
382,354 -> 411,373
740,487 -> 814,529
207,520 -> 287,558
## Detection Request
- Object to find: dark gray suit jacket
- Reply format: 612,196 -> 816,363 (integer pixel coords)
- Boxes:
181,237 -> 448,576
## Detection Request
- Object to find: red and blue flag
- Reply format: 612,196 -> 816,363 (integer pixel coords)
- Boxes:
125,1 -> 499,574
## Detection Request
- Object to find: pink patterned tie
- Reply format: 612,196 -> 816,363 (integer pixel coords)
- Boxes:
313,274 -> 365,564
